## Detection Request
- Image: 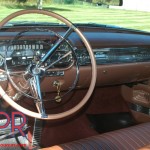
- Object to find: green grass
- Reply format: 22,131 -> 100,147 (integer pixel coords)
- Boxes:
0,4 -> 150,32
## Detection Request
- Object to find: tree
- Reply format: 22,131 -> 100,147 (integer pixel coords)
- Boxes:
37,0 -> 43,9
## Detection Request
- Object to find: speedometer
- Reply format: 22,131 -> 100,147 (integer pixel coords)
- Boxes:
11,48 -> 35,57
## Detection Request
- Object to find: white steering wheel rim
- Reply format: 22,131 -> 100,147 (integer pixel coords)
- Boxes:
0,9 -> 97,120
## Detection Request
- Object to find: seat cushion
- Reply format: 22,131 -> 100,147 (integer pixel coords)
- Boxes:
41,122 -> 150,150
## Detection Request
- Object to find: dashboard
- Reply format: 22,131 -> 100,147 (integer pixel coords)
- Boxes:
0,32 -> 150,67
0,26 -> 150,86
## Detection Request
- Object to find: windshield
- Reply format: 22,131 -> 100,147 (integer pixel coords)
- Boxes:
0,0 -> 150,32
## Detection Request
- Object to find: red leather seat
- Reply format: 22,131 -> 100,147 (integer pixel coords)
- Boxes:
56,122 -> 150,150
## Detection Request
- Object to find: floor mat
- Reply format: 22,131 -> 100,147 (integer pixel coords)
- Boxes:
87,112 -> 136,133
41,114 -> 98,147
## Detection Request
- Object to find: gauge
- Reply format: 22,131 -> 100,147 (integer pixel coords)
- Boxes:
58,42 -> 70,51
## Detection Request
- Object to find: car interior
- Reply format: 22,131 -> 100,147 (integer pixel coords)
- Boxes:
0,8 -> 150,150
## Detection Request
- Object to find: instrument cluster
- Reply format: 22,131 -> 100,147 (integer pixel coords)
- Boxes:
0,35 -> 150,70
0,39 -> 74,69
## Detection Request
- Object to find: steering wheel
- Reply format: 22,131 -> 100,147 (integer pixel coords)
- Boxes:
0,9 -> 97,120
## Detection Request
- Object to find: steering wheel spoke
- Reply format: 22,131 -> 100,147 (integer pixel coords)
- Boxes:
29,75 -> 48,118
35,102 -> 48,118
7,71 -> 30,92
